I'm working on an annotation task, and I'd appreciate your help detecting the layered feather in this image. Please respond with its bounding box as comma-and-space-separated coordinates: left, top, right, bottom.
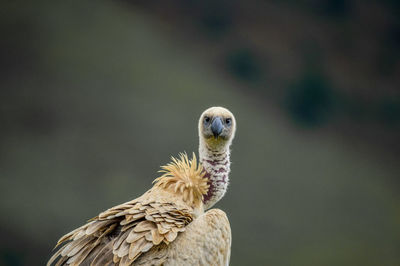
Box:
48, 153, 209, 266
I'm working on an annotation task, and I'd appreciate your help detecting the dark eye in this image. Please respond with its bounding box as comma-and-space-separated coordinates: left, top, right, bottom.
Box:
204, 116, 211, 123
225, 118, 231, 125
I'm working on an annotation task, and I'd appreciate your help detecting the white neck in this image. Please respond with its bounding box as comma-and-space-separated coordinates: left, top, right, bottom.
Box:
199, 138, 231, 209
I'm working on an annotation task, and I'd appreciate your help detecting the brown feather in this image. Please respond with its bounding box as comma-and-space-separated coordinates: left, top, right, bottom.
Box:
113, 230, 129, 250
86, 220, 113, 235
126, 231, 146, 244
54, 255, 68, 266
89, 240, 114, 266
128, 237, 146, 260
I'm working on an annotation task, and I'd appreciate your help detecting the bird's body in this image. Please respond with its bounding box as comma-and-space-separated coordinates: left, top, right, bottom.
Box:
133, 208, 231, 266
48, 107, 236, 266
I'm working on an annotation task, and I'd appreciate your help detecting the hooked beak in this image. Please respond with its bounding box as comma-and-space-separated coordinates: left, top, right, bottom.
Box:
211, 117, 224, 138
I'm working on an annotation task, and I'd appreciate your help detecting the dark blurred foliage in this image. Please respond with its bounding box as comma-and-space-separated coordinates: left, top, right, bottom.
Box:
1, 0, 400, 265
225, 48, 262, 83
285, 71, 335, 127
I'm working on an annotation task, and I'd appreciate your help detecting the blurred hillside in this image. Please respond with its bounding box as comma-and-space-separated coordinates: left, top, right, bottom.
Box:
132, 0, 400, 156
1, 0, 399, 265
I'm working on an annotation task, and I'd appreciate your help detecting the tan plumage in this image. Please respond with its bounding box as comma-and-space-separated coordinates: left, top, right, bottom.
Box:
48, 107, 236, 266
153, 154, 209, 207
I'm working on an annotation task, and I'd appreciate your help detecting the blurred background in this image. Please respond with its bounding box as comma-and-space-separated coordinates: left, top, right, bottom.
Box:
1, 0, 400, 265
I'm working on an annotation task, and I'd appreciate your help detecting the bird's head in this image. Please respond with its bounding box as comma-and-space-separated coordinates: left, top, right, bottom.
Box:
198, 106, 236, 149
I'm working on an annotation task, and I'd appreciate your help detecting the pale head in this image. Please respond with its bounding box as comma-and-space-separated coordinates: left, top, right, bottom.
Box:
198, 107, 236, 150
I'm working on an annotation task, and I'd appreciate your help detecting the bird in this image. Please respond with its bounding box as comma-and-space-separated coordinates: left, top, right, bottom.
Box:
47, 106, 236, 266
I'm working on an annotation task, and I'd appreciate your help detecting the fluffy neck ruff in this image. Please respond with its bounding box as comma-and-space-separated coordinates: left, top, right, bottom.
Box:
199, 138, 231, 209
153, 153, 209, 208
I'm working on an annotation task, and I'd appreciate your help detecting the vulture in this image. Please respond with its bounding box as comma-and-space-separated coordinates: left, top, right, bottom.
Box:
48, 106, 236, 266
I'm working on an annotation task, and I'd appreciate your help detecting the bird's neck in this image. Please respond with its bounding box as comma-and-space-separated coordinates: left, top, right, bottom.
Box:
199, 139, 231, 209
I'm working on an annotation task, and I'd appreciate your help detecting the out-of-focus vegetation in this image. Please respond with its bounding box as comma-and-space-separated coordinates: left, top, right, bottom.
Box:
1, 0, 399, 265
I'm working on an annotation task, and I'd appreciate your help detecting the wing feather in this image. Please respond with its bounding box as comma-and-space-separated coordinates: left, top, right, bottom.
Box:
48, 153, 212, 265
48, 196, 193, 265
90, 241, 114, 266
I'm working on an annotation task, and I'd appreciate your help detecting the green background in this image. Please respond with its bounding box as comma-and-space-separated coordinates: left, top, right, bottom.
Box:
1, 1, 399, 265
